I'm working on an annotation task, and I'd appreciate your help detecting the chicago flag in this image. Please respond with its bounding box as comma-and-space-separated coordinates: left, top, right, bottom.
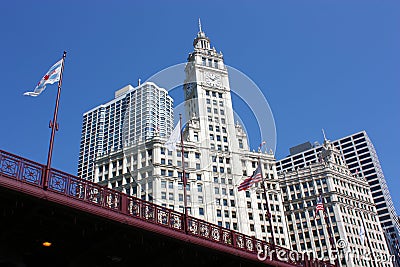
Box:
24, 58, 63, 97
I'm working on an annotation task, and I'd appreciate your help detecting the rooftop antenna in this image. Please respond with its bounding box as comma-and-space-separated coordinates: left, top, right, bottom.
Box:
322, 128, 328, 142
198, 18, 202, 32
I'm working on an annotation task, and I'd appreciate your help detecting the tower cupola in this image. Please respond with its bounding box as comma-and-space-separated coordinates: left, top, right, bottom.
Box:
193, 18, 211, 49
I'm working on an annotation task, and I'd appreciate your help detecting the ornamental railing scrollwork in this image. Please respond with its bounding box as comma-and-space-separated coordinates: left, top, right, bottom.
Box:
0, 151, 43, 187
127, 197, 141, 217
156, 206, 169, 226
169, 212, 183, 230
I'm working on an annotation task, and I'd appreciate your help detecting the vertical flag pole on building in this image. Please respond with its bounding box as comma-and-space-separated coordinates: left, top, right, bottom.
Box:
44, 51, 67, 189
358, 210, 378, 267
179, 114, 188, 232
258, 156, 276, 258
316, 194, 339, 267
164, 115, 186, 231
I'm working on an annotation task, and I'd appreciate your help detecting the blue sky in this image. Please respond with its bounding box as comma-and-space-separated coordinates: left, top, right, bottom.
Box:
0, 1, 399, 212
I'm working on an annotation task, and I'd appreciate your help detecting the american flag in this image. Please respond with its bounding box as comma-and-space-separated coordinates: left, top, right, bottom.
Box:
316, 196, 324, 212
238, 163, 263, 191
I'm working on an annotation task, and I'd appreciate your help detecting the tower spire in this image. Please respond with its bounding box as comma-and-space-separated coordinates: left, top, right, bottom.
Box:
198, 18, 202, 33
193, 18, 210, 49
322, 128, 328, 142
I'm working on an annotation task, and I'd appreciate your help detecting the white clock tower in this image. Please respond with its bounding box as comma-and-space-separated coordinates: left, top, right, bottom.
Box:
180, 21, 289, 247
183, 20, 239, 153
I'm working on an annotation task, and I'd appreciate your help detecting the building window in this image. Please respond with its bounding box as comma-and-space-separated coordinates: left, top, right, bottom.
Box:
199, 207, 204, 215
247, 201, 252, 208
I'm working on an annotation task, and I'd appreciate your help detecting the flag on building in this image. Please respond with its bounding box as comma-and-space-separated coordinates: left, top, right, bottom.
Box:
316, 196, 324, 212
238, 163, 263, 191
24, 58, 63, 97
164, 122, 181, 151
359, 225, 365, 245
259, 140, 266, 150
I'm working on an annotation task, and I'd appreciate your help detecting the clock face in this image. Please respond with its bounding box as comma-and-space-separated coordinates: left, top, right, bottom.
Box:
205, 72, 222, 88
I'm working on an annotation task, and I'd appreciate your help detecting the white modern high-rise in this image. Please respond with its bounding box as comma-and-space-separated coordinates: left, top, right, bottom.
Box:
91, 25, 289, 246
280, 139, 393, 267
78, 82, 174, 181
276, 131, 400, 266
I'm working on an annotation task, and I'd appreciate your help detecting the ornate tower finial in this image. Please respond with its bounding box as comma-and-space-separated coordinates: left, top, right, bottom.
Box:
198, 18, 202, 32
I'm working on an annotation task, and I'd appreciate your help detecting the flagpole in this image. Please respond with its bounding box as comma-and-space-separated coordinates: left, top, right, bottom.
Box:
319, 194, 339, 267
258, 155, 276, 258
44, 51, 66, 189
357, 209, 378, 267
180, 114, 188, 233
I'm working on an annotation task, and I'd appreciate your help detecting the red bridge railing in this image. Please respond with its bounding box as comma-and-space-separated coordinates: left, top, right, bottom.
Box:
0, 149, 334, 267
